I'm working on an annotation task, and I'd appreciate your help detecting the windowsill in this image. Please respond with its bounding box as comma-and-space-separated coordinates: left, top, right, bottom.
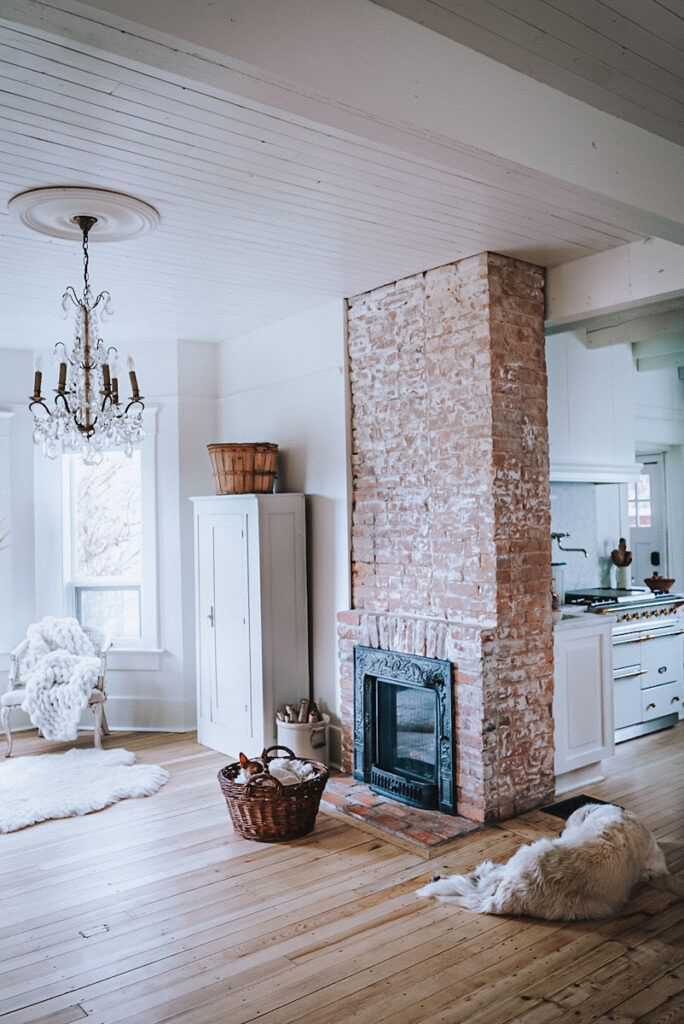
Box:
0, 648, 165, 673
108, 648, 165, 671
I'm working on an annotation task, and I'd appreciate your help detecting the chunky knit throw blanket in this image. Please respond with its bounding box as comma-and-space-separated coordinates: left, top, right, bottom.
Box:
21, 617, 101, 741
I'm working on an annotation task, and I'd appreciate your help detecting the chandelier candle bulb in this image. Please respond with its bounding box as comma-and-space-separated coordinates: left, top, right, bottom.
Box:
33, 365, 42, 400
126, 357, 140, 400
102, 363, 111, 394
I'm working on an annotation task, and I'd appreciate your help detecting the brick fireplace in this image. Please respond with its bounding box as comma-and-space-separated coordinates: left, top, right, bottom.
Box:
337, 251, 555, 824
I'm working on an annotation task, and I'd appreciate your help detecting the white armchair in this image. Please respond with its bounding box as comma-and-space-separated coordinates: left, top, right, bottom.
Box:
1, 624, 111, 757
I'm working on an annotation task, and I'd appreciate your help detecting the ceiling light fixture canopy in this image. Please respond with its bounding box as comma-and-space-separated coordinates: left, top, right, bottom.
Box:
9, 186, 159, 465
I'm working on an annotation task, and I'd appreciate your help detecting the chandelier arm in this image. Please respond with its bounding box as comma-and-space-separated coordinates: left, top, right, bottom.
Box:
123, 397, 145, 415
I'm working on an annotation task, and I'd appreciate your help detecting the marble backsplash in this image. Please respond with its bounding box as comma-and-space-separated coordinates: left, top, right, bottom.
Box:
550, 481, 630, 596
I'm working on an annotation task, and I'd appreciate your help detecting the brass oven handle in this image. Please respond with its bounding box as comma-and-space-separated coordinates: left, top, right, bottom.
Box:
615, 631, 683, 645
613, 668, 648, 680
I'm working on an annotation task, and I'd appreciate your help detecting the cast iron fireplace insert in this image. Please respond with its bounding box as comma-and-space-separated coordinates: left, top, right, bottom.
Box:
353, 646, 455, 814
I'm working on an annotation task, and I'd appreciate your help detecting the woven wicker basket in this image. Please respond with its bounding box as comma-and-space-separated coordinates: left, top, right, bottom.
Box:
207, 442, 278, 495
218, 745, 329, 843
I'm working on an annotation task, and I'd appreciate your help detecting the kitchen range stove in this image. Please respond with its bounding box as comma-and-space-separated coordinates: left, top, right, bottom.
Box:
565, 587, 684, 623
564, 587, 684, 743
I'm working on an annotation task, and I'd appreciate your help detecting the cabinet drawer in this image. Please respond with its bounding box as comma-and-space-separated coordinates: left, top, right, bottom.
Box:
613, 638, 642, 672
641, 681, 683, 721
641, 633, 683, 689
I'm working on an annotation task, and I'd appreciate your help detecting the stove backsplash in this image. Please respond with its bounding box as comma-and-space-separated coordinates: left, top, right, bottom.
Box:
550, 482, 630, 595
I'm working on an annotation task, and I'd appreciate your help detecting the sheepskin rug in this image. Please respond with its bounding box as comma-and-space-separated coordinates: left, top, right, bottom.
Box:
0, 747, 170, 833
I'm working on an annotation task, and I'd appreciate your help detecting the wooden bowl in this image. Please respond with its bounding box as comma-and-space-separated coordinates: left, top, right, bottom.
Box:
644, 575, 675, 593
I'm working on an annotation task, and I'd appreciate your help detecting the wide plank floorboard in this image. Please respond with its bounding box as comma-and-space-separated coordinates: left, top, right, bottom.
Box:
1, 724, 682, 1024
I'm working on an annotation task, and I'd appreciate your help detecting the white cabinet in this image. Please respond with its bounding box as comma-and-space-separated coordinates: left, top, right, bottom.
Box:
546, 331, 641, 482
192, 494, 309, 758
553, 620, 614, 789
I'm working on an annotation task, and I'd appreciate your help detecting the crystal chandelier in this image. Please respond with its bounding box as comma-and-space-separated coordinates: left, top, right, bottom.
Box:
29, 214, 144, 465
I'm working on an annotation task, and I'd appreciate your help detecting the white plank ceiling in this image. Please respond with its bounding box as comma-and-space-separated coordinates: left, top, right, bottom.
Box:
374, 0, 684, 148
0, 0, 681, 349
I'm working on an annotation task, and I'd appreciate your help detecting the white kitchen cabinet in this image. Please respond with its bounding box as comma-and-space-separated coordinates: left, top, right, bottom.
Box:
546, 331, 641, 482
553, 620, 614, 791
192, 494, 309, 758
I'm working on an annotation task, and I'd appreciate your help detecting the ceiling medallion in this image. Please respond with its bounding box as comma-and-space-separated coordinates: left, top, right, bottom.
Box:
8, 186, 160, 241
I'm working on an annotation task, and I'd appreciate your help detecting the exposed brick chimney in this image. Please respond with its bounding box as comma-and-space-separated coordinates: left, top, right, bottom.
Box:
338, 252, 554, 823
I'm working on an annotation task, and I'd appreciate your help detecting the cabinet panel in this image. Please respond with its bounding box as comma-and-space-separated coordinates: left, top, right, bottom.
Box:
554, 625, 613, 775
212, 514, 251, 737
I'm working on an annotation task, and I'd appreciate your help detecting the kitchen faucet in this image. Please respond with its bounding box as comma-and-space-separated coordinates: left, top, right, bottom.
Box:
551, 532, 588, 557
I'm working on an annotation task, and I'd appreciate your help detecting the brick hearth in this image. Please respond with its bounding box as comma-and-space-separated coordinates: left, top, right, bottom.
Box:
338, 252, 555, 824
320, 772, 480, 856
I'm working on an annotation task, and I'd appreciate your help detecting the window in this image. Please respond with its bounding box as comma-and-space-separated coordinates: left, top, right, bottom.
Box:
65, 450, 142, 642
61, 410, 158, 649
627, 474, 651, 528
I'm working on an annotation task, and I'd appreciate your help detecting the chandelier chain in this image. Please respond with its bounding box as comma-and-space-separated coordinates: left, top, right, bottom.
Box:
82, 225, 90, 297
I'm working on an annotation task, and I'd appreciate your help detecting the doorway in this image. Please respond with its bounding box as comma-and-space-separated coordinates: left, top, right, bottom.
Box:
629, 453, 668, 587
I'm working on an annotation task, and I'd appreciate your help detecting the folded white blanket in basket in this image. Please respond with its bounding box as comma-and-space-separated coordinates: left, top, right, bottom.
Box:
236, 757, 318, 786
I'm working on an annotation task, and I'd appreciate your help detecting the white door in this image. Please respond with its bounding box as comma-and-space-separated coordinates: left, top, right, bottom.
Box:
197, 513, 252, 755
629, 454, 667, 589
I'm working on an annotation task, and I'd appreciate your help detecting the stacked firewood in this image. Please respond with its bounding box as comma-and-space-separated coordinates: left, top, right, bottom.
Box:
276, 698, 323, 724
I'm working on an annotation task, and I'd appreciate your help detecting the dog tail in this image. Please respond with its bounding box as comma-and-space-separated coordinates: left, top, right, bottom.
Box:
417, 861, 502, 912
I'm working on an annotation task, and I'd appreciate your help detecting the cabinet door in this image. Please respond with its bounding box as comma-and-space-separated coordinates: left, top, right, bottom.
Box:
554, 628, 614, 774
641, 633, 683, 689
614, 674, 643, 730
197, 513, 252, 753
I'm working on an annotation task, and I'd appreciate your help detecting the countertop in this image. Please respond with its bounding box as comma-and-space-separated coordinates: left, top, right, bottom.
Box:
553, 606, 612, 631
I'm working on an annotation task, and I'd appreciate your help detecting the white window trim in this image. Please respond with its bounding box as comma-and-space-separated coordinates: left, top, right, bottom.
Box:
59, 406, 160, 654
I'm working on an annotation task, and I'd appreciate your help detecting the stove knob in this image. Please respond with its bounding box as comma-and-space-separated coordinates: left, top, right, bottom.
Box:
624, 614, 631, 621
643, 611, 650, 618
634, 613, 640, 619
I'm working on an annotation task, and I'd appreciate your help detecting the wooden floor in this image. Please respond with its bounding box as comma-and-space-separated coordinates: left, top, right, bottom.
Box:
1, 725, 682, 1024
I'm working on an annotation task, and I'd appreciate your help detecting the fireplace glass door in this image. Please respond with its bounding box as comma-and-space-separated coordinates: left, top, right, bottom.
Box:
375, 680, 437, 784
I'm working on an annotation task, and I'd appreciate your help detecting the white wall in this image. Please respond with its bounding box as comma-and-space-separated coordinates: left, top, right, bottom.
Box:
634, 364, 684, 590
0, 337, 221, 737
217, 300, 350, 765
0, 349, 37, 683
177, 339, 220, 723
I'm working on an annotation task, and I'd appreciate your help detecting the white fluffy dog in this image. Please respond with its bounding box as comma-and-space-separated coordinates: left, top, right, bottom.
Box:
417, 803, 668, 921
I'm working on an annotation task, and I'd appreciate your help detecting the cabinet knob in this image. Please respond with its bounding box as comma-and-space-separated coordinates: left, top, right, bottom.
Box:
646, 702, 657, 709
658, 665, 667, 674
672, 696, 681, 704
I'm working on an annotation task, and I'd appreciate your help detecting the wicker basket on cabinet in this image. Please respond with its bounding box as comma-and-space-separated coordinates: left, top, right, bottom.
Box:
207, 442, 277, 494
